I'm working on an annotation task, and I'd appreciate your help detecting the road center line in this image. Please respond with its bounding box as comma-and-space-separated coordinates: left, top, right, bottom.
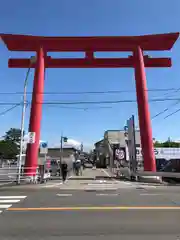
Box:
7, 206, 180, 211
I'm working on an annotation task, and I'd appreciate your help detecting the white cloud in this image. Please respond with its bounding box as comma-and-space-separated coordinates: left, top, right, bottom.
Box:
66, 139, 81, 146
49, 139, 81, 149
63, 139, 81, 149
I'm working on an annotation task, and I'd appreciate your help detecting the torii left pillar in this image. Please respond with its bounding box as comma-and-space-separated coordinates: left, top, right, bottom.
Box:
25, 47, 45, 176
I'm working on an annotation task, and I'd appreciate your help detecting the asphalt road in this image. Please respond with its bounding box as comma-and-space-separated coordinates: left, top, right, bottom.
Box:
0, 187, 180, 239
0, 168, 180, 239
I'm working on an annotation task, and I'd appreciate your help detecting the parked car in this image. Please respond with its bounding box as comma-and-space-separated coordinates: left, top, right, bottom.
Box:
161, 159, 180, 183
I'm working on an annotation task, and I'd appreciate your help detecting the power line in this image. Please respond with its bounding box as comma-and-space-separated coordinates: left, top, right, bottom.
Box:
0, 97, 179, 106
151, 100, 180, 120
151, 87, 180, 120
0, 88, 179, 95
0, 103, 21, 116
164, 108, 180, 119
1, 97, 180, 116
42, 105, 113, 111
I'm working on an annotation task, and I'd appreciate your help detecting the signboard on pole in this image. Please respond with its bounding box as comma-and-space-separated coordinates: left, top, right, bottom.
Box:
40, 141, 48, 154
27, 132, 36, 144
127, 115, 137, 173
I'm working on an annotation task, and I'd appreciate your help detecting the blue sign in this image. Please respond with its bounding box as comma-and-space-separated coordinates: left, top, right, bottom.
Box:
40, 142, 48, 148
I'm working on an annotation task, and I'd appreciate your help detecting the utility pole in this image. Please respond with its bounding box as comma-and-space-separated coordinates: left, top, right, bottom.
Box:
60, 134, 68, 164
80, 143, 83, 152
17, 56, 36, 185
60, 134, 63, 164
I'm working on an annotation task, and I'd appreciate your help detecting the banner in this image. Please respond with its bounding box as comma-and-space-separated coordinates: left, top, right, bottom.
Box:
112, 144, 126, 166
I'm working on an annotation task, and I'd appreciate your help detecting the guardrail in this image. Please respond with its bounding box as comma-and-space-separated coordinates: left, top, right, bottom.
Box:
0, 166, 43, 184
112, 166, 180, 182
136, 171, 180, 179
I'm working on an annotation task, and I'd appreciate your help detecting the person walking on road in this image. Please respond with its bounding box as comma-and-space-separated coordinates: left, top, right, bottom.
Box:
71, 154, 76, 173
75, 159, 82, 176
61, 160, 68, 183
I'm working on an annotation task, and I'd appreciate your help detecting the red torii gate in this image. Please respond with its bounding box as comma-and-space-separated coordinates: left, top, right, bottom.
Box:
0, 32, 179, 175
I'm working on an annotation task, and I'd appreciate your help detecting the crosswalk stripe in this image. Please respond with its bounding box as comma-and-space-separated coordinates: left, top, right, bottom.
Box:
0, 196, 27, 215
0, 200, 20, 203
0, 196, 26, 199
0, 204, 12, 208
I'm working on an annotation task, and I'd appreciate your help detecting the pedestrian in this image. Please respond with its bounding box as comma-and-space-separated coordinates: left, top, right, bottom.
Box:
61, 160, 68, 183
82, 158, 85, 170
75, 159, 82, 176
70, 154, 76, 173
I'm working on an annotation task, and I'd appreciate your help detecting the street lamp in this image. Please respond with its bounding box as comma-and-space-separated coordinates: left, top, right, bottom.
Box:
60, 134, 68, 164
17, 56, 36, 184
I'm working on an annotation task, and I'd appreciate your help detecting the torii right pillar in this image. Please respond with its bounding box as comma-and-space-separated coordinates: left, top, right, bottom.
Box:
134, 46, 156, 172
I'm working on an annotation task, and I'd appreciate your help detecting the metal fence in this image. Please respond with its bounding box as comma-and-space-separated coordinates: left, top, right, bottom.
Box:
0, 157, 74, 184
0, 165, 43, 184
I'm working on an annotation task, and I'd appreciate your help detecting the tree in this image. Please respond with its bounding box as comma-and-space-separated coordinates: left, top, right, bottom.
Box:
0, 128, 23, 159
154, 141, 163, 147
3, 128, 24, 147
154, 139, 180, 148
0, 140, 19, 159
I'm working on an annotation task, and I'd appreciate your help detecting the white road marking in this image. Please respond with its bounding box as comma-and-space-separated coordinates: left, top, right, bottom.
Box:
56, 194, 72, 197
0, 200, 20, 203
0, 196, 27, 199
140, 193, 162, 196
96, 193, 118, 196
120, 182, 133, 185
0, 196, 27, 215
0, 204, 12, 208
85, 188, 118, 191
101, 169, 111, 177
141, 186, 157, 189
99, 180, 107, 183
44, 183, 62, 188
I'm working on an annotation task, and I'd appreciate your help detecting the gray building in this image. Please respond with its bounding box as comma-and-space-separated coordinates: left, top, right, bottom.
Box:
45, 147, 78, 160
94, 140, 106, 167
104, 129, 141, 147
94, 129, 141, 168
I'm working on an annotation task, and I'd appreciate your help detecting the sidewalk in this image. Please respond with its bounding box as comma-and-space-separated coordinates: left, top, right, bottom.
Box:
69, 168, 114, 180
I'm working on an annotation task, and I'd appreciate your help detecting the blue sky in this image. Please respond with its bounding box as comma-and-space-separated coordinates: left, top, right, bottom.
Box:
0, 0, 180, 150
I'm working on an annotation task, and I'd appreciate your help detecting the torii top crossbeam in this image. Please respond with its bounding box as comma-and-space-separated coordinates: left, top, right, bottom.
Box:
0, 32, 179, 69
0, 32, 179, 51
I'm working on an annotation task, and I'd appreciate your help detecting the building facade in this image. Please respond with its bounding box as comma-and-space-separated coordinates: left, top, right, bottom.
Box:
94, 129, 141, 168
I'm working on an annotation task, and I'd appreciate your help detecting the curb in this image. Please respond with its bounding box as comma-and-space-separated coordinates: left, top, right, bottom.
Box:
0, 181, 16, 188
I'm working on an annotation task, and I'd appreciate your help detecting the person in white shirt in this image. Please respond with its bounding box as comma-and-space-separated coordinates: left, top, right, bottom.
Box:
75, 159, 82, 176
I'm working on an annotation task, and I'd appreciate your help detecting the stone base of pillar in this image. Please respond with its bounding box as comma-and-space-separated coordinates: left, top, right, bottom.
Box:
137, 175, 162, 184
